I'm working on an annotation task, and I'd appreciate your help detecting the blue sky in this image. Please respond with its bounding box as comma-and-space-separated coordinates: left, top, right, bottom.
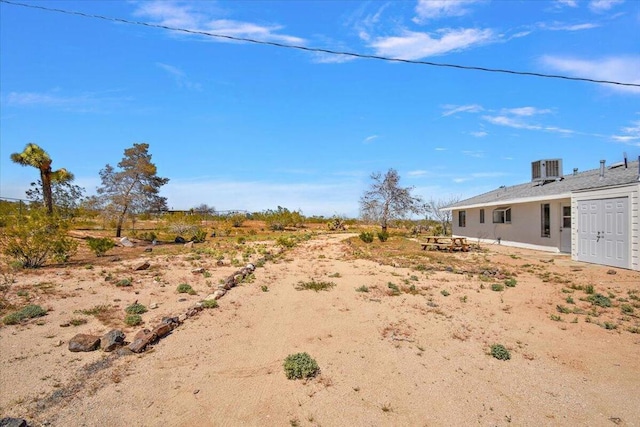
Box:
1, 0, 639, 217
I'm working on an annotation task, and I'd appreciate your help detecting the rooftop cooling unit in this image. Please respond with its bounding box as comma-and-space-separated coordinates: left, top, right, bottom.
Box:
532, 159, 563, 182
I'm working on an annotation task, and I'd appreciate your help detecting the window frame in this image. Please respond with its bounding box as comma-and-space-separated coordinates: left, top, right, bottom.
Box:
458, 210, 466, 228
480, 208, 485, 224
492, 207, 511, 224
541, 203, 551, 238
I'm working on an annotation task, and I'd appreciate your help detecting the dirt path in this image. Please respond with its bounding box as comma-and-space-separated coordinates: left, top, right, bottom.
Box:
1, 233, 639, 426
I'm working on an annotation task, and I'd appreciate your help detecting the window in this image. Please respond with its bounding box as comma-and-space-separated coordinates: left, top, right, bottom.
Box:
480, 209, 485, 224
493, 207, 511, 224
458, 210, 466, 227
541, 203, 551, 237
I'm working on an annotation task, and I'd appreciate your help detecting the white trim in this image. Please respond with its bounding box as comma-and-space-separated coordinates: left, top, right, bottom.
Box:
443, 193, 571, 211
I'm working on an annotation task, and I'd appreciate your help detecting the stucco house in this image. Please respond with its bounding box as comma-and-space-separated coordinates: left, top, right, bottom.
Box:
443, 158, 639, 271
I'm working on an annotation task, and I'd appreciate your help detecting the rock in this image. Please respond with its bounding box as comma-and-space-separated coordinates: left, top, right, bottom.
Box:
149, 302, 159, 309
101, 329, 126, 352
133, 261, 150, 271
129, 329, 157, 353
161, 317, 180, 328
116, 347, 134, 357
216, 260, 224, 266
0, 418, 29, 427
178, 314, 188, 323
68, 334, 101, 352
191, 267, 205, 274
184, 241, 194, 249
212, 289, 226, 300
120, 237, 134, 247
152, 323, 172, 339
54, 340, 64, 347
203, 294, 217, 301
144, 247, 153, 252
185, 306, 203, 318
175, 236, 186, 244
607, 269, 617, 275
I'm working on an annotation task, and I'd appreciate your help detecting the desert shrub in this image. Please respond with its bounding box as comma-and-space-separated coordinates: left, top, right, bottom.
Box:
491, 283, 504, 292
116, 278, 132, 287
0, 210, 77, 268
356, 285, 369, 293
490, 344, 510, 361
387, 282, 400, 296
87, 237, 116, 257
588, 293, 611, 308
190, 229, 207, 243
441, 289, 450, 297
621, 304, 634, 315
377, 231, 389, 242
230, 213, 246, 228
177, 283, 196, 295
125, 303, 148, 315
556, 304, 571, 314
504, 278, 517, 287
3, 304, 47, 325
585, 284, 595, 294
124, 314, 142, 326
201, 299, 218, 309
359, 231, 374, 243
283, 352, 319, 380
295, 280, 335, 292
276, 236, 296, 248
138, 231, 157, 242
261, 285, 269, 292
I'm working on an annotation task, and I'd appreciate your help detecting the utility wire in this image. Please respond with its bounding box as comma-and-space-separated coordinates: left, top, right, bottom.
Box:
2, 0, 639, 89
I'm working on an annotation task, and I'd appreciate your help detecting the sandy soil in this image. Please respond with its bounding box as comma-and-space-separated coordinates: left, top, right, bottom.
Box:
1, 233, 639, 427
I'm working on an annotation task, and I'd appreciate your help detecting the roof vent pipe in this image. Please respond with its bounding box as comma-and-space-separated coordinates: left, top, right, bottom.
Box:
599, 160, 605, 179
573, 168, 578, 176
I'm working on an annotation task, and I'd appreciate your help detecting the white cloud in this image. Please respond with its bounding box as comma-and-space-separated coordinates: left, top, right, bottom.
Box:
503, 107, 551, 116
541, 55, 640, 94
407, 170, 429, 177
556, 0, 578, 7
611, 119, 640, 144
156, 63, 202, 91
413, 0, 481, 23
462, 150, 484, 158
589, 0, 624, 13
541, 22, 600, 31
369, 28, 494, 60
4, 90, 129, 112
441, 104, 484, 117
434, 147, 447, 151
133, 1, 305, 45
470, 131, 488, 137
363, 135, 380, 144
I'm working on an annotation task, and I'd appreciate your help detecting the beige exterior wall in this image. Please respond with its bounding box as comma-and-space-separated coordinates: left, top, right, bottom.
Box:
451, 199, 571, 253
571, 182, 640, 271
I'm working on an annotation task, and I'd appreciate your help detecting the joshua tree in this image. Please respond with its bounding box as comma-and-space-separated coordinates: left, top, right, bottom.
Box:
10, 143, 74, 214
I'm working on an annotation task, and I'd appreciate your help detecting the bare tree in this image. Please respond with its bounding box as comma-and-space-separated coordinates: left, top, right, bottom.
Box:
424, 196, 460, 236
97, 143, 169, 237
359, 168, 423, 233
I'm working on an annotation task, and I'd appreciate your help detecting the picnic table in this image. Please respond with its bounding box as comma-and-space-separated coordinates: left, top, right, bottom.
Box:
421, 236, 469, 252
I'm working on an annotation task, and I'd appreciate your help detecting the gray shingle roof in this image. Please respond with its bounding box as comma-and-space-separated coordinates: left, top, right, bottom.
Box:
447, 160, 640, 209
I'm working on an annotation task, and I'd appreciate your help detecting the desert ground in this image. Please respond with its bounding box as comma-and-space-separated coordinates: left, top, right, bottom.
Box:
1, 229, 639, 427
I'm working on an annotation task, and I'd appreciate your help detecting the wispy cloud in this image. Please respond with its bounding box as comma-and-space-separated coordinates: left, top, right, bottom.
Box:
611, 119, 640, 145
556, 0, 578, 7
363, 135, 380, 144
157, 63, 202, 91
413, 0, 482, 23
470, 131, 488, 137
4, 90, 129, 112
589, 0, 624, 13
407, 170, 429, 177
462, 150, 484, 158
369, 28, 494, 60
540, 21, 600, 31
348, 3, 391, 42
482, 114, 575, 135
503, 107, 552, 116
133, 1, 305, 45
541, 55, 640, 94
441, 104, 484, 117
435, 147, 447, 151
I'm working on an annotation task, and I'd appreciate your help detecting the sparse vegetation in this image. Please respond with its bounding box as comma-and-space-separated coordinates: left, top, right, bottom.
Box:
491, 283, 504, 292
124, 314, 142, 326
359, 231, 374, 243
588, 293, 611, 308
3, 304, 47, 325
125, 303, 148, 315
177, 283, 196, 295
283, 352, 319, 380
356, 285, 369, 293
86, 237, 116, 257
295, 280, 335, 292
201, 299, 218, 309
490, 344, 511, 361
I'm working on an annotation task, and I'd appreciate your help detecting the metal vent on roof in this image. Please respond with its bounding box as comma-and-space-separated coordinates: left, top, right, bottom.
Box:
532, 159, 563, 182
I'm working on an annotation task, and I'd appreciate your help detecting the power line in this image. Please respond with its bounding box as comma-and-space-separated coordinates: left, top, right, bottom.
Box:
2, 0, 639, 89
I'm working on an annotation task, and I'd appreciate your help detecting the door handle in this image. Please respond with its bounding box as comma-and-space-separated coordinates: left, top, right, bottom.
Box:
596, 231, 602, 242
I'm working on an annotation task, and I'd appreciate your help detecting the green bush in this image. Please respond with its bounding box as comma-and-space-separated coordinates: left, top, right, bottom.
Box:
124, 314, 142, 326
3, 304, 47, 325
190, 229, 207, 243
116, 278, 132, 287
295, 280, 335, 292
387, 282, 400, 296
177, 283, 196, 295
283, 352, 320, 380
588, 293, 611, 308
201, 299, 218, 309
87, 237, 116, 257
359, 231, 374, 243
491, 283, 504, 292
0, 210, 77, 268
490, 344, 511, 361
355, 285, 369, 293
276, 236, 296, 248
125, 303, 148, 315
504, 278, 517, 287
377, 231, 389, 242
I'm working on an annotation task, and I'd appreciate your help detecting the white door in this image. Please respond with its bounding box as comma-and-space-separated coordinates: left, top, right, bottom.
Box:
560, 204, 571, 253
577, 197, 628, 268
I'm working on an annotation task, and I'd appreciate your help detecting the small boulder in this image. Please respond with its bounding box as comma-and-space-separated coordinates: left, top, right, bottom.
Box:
184, 241, 194, 249
0, 418, 29, 427
133, 261, 150, 271
101, 329, 126, 352
175, 236, 186, 244
69, 334, 101, 352
607, 269, 617, 275
144, 247, 153, 252
120, 237, 134, 247
191, 267, 205, 274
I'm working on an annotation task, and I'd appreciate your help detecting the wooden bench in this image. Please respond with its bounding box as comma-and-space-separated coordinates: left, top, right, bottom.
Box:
421, 237, 469, 252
